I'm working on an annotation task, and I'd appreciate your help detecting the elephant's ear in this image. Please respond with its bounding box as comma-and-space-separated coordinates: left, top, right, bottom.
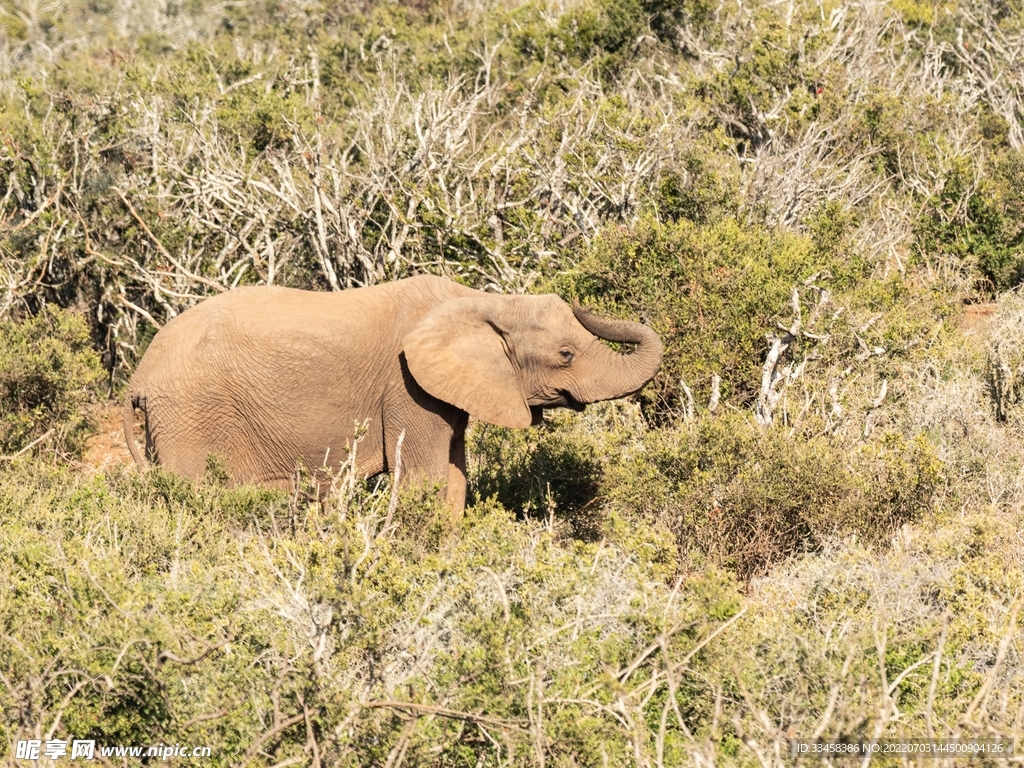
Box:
402, 296, 532, 428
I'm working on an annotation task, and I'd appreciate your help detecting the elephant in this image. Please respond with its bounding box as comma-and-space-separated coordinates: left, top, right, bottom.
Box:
123, 274, 662, 514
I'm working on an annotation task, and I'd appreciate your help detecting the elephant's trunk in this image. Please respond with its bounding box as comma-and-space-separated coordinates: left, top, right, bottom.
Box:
572, 304, 663, 402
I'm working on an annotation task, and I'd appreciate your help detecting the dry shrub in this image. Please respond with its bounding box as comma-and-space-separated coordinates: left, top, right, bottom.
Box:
722, 511, 1024, 765
0, 47, 704, 374
986, 289, 1024, 421
1, 451, 1019, 765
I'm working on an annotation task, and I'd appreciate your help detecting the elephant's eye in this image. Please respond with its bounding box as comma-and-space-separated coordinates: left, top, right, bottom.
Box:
559, 348, 574, 365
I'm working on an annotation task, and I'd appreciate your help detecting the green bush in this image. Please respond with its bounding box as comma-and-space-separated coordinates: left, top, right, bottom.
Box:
468, 405, 640, 540
842, 91, 1024, 295
607, 412, 943, 578
549, 217, 830, 418
654, 146, 740, 226
968, 149, 1024, 293
916, 151, 1024, 295
552, 0, 646, 65
642, 0, 718, 42
470, 419, 600, 519
470, 401, 943, 579
0, 450, 1015, 764
694, 11, 824, 146
985, 289, 1024, 420
0, 460, 740, 764
0, 307, 102, 458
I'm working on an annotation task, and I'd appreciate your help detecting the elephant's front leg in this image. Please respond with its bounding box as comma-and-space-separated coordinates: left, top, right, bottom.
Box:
446, 420, 468, 518
385, 407, 469, 521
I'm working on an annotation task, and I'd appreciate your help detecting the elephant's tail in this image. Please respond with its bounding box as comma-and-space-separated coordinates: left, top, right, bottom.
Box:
123, 386, 147, 471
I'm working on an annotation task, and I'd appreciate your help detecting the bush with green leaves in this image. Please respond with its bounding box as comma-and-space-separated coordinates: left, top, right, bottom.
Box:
0, 307, 102, 457
0, 460, 742, 765
468, 402, 651, 541
916, 149, 1024, 296
469, 404, 944, 578
606, 413, 943, 578
985, 288, 1024, 421
470, 417, 602, 527
0, 450, 1018, 764
549, 217, 857, 417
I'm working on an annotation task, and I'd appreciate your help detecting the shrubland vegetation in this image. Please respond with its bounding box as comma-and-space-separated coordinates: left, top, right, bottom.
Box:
2, 0, 1024, 763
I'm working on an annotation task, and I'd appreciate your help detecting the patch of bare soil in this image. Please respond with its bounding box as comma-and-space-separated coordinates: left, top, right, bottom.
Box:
81, 401, 135, 473
961, 302, 997, 337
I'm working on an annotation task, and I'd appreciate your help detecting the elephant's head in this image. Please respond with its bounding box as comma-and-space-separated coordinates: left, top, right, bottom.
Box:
402, 294, 663, 427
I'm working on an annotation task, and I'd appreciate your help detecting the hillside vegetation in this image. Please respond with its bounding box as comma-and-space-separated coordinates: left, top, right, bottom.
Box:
1, 0, 1024, 764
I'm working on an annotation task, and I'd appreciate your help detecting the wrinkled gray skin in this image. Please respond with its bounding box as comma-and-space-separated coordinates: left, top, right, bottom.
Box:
124, 275, 662, 515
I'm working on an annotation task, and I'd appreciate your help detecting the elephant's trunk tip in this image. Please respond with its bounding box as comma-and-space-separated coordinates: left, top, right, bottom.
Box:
572, 302, 662, 402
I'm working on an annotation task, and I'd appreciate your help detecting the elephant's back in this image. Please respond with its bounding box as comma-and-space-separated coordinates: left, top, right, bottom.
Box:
143, 287, 352, 367
136, 277, 477, 382
152, 277, 468, 350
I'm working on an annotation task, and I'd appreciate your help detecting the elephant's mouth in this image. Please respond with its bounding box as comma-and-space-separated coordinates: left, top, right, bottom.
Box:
548, 390, 586, 412
562, 391, 587, 412
530, 405, 545, 426
529, 391, 587, 421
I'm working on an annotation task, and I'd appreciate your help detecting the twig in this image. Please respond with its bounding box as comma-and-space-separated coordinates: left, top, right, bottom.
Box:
236, 713, 306, 766
118, 191, 226, 294
80, 562, 133, 620
961, 595, 1022, 725
926, 614, 949, 739
364, 700, 528, 732
382, 716, 418, 768
675, 606, 749, 669
481, 567, 511, 623
179, 710, 231, 731
383, 430, 405, 533
0, 428, 54, 461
